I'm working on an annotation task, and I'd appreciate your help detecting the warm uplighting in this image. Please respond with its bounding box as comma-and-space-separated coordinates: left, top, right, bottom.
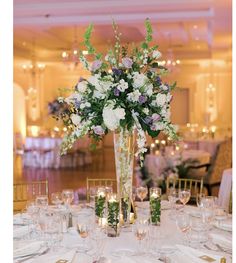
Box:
29, 125, 40, 137
54, 126, 60, 132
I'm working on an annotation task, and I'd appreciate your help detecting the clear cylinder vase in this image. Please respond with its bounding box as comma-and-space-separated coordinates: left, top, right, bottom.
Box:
113, 127, 135, 228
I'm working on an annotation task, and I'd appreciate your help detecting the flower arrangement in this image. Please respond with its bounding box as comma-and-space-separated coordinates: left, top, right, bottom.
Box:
57, 19, 178, 163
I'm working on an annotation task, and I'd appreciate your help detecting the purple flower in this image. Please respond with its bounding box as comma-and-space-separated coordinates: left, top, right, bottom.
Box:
114, 88, 120, 96
144, 116, 152, 125
156, 76, 162, 85
93, 126, 105, 135
139, 95, 147, 104
78, 77, 86, 82
112, 68, 122, 76
91, 60, 102, 72
152, 113, 161, 122
151, 125, 157, 131
122, 57, 133, 68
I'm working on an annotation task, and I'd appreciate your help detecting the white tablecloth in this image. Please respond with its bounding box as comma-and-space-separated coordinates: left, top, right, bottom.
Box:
218, 169, 232, 212
13, 205, 232, 263
184, 139, 224, 157
144, 150, 211, 181
23, 137, 91, 168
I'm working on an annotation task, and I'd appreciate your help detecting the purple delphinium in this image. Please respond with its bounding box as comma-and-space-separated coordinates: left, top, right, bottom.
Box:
139, 95, 147, 104
112, 68, 122, 76
156, 76, 162, 86
144, 116, 152, 125
91, 60, 102, 72
122, 57, 133, 68
152, 113, 161, 122
93, 126, 105, 135
114, 88, 120, 97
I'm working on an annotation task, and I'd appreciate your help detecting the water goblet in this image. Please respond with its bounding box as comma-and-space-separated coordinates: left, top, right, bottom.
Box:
35, 195, 49, 208
196, 193, 206, 208
167, 188, 179, 219
51, 192, 63, 208
136, 186, 148, 202
133, 219, 149, 256
178, 189, 191, 211
76, 221, 90, 252
176, 212, 191, 245
62, 189, 74, 209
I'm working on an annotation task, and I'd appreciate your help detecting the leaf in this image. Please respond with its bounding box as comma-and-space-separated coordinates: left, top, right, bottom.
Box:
145, 18, 153, 43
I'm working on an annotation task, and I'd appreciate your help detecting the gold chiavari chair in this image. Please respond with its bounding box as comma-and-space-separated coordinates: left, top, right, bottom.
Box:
86, 177, 116, 202
13, 179, 49, 213
166, 177, 203, 203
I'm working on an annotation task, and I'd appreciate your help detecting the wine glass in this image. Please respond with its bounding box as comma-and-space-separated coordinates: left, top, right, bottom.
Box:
167, 188, 179, 219
51, 192, 63, 208
62, 189, 74, 209
178, 189, 191, 210
133, 219, 149, 256
76, 221, 90, 252
176, 212, 191, 245
136, 186, 148, 202
196, 193, 206, 208
26, 201, 40, 238
35, 195, 49, 208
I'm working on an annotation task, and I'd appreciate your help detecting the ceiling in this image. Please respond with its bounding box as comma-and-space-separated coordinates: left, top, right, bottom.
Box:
14, 0, 232, 64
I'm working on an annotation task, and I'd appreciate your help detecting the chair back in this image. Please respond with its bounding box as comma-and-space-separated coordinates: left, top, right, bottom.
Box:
166, 177, 203, 201
206, 139, 232, 185
86, 178, 116, 202
218, 169, 232, 213
13, 180, 49, 213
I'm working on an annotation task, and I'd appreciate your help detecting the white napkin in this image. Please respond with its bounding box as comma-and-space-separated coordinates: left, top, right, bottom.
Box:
210, 233, 232, 250
14, 213, 31, 225
175, 245, 222, 263
212, 219, 232, 232
32, 248, 77, 263
14, 240, 45, 259
113, 256, 162, 263
14, 225, 29, 239
161, 200, 171, 210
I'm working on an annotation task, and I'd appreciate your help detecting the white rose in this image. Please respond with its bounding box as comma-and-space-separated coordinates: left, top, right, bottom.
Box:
76, 81, 87, 93
132, 72, 148, 88
71, 114, 81, 126
144, 83, 153, 96
117, 79, 128, 92
152, 50, 162, 59
127, 90, 141, 102
143, 108, 149, 115
155, 93, 167, 107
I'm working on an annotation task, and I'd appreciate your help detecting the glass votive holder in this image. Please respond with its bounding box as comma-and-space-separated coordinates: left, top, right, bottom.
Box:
95, 187, 106, 222
107, 193, 120, 237
149, 187, 162, 226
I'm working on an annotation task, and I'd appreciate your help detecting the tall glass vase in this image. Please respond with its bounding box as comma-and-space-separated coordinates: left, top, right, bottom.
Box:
113, 127, 135, 228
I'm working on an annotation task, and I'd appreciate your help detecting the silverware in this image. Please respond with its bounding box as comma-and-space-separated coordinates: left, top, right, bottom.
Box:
215, 244, 232, 254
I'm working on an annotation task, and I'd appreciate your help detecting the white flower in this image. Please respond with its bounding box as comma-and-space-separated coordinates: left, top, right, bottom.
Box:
102, 101, 125, 131
76, 81, 88, 93
161, 108, 171, 120
166, 93, 172, 102
71, 114, 81, 126
132, 72, 148, 88
144, 83, 153, 96
127, 90, 141, 102
80, 102, 91, 109
152, 122, 165, 131
117, 79, 128, 92
65, 93, 82, 104
87, 74, 100, 86
142, 108, 149, 115
160, 84, 169, 91
155, 93, 167, 107
152, 50, 162, 59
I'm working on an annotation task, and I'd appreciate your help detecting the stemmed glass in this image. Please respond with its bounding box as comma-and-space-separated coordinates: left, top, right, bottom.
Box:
176, 212, 191, 245
167, 188, 179, 219
136, 186, 148, 205
35, 195, 49, 209
90, 227, 107, 262
76, 220, 90, 252
51, 192, 63, 208
26, 201, 40, 238
178, 189, 191, 211
88, 187, 97, 208
133, 219, 149, 256
62, 189, 74, 210
196, 193, 206, 208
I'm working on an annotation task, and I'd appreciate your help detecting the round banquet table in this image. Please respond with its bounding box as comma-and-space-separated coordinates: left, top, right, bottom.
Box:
144, 150, 211, 181
13, 203, 232, 263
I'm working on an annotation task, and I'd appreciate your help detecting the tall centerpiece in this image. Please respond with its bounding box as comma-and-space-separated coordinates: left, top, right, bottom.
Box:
56, 19, 178, 228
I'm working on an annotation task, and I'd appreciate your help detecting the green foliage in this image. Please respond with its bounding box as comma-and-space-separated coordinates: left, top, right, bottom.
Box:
84, 24, 95, 54
95, 195, 106, 218
150, 197, 161, 224
107, 201, 119, 234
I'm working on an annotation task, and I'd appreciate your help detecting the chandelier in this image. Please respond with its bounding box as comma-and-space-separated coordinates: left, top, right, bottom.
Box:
61, 26, 88, 69
159, 32, 180, 71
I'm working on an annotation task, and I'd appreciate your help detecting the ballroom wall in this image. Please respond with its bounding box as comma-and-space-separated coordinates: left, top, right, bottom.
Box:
13, 59, 232, 134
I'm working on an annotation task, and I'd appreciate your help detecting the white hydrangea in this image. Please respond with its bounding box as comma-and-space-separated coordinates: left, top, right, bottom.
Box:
127, 90, 141, 102
155, 93, 167, 107
117, 79, 129, 92
76, 81, 88, 93
70, 114, 81, 126
87, 74, 100, 86
161, 107, 171, 120
132, 72, 148, 88
152, 50, 162, 59
142, 108, 149, 115
102, 101, 126, 131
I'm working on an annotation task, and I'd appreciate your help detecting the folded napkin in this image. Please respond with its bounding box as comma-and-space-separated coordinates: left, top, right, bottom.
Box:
113, 256, 162, 263
14, 240, 46, 259
212, 219, 232, 232
175, 245, 223, 263
14, 225, 29, 239
210, 233, 232, 250
32, 248, 77, 263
